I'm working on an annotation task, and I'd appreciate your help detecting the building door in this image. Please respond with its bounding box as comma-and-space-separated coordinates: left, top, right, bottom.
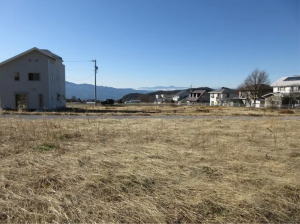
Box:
15, 94, 27, 109
38, 94, 43, 108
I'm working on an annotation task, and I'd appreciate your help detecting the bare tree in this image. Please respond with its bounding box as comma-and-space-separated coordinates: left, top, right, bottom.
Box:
238, 69, 271, 106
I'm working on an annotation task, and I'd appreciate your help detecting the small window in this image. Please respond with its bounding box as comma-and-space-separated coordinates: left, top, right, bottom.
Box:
29, 59, 32, 62
28, 73, 40, 81
227, 93, 230, 97
35, 59, 39, 62
14, 72, 20, 81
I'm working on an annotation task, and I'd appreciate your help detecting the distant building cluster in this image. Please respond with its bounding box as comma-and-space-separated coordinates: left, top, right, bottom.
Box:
154, 78, 300, 108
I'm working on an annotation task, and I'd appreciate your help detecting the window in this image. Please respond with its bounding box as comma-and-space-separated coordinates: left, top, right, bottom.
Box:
14, 72, 19, 81
279, 87, 285, 91
227, 93, 230, 97
28, 73, 40, 81
35, 59, 39, 62
29, 59, 32, 62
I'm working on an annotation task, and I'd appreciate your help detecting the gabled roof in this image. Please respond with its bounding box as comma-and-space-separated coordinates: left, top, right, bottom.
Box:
0, 47, 63, 67
271, 76, 300, 87
186, 90, 207, 101
262, 92, 284, 98
192, 90, 206, 94
174, 89, 190, 96
208, 87, 237, 94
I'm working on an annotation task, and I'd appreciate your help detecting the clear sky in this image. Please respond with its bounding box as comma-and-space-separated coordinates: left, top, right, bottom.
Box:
0, 0, 299, 89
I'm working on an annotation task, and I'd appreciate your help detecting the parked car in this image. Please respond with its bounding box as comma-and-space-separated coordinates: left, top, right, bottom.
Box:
101, 99, 115, 105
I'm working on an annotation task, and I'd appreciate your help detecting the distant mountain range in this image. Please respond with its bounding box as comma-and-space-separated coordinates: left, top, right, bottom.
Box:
138, 86, 189, 91
66, 81, 149, 100
66, 82, 221, 100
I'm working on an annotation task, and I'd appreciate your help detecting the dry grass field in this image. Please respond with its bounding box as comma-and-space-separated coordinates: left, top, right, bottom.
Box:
0, 108, 300, 223
2, 103, 300, 117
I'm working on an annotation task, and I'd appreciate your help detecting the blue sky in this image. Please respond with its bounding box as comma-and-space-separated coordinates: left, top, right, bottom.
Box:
0, 0, 299, 89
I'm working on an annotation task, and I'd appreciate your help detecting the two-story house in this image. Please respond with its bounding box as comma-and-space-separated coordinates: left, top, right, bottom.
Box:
238, 84, 273, 107
263, 76, 300, 108
154, 94, 174, 104
209, 87, 238, 106
186, 90, 210, 104
172, 89, 190, 103
0, 47, 66, 110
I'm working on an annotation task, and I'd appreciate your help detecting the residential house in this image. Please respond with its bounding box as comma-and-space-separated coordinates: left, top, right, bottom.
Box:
186, 90, 210, 104
263, 76, 300, 108
0, 47, 66, 110
172, 89, 190, 103
154, 94, 174, 104
238, 84, 272, 107
209, 87, 238, 106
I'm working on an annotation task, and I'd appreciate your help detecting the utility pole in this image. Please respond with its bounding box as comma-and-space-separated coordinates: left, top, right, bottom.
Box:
92, 60, 98, 106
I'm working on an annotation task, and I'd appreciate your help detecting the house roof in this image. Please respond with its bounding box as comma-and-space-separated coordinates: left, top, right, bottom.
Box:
192, 90, 206, 94
271, 76, 300, 87
208, 87, 237, 94
174, 89, 190, 96
186, 90, 207, 101
262, 92, 285, 98
0, 47, 63, 67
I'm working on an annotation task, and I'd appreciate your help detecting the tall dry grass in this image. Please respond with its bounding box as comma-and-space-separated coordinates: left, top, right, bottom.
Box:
0, 116, 299, 223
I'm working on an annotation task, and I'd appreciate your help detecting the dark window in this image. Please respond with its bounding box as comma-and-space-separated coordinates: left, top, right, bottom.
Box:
35, 59, 39, 62
14, 72, 19, 81
29, 59, 32, 62
28, 73, 40, 81
227, 93, 230, 97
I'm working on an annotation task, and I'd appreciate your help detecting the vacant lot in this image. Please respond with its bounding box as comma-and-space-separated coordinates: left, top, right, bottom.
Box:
2, 103, 300, 117
0, 114, 299, 223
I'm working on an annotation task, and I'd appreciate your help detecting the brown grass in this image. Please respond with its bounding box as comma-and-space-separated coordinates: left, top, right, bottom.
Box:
2, 103, 300, 117
0, 114, 300, 223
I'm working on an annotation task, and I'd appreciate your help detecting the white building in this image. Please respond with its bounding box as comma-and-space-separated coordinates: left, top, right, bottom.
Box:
208, 87, 238, 106
0, 47, 66, 110
263, 76, 300, 108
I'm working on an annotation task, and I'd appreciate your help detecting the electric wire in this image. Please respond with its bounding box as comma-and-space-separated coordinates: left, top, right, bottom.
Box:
66, 74, 95, 81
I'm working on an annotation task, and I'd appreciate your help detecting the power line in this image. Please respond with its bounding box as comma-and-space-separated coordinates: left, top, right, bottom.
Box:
66, 74, 95, 81
66, 70, 94, 71
64, 60, 92, 62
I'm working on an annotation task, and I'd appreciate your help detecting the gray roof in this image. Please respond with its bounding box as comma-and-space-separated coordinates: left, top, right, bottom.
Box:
174, 89, 190, 96
208, 87, 237, 94
0, 47, 63, 66
271, 76, 300, 87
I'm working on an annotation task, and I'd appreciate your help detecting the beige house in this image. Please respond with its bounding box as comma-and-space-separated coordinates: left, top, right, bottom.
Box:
0, 47, 66, 110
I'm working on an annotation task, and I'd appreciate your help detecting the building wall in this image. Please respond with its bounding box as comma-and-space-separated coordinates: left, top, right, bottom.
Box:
0, 51, 49, 109
273, 86, 300, 93
210, 92, 238, 105
48, 59, 66, 109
